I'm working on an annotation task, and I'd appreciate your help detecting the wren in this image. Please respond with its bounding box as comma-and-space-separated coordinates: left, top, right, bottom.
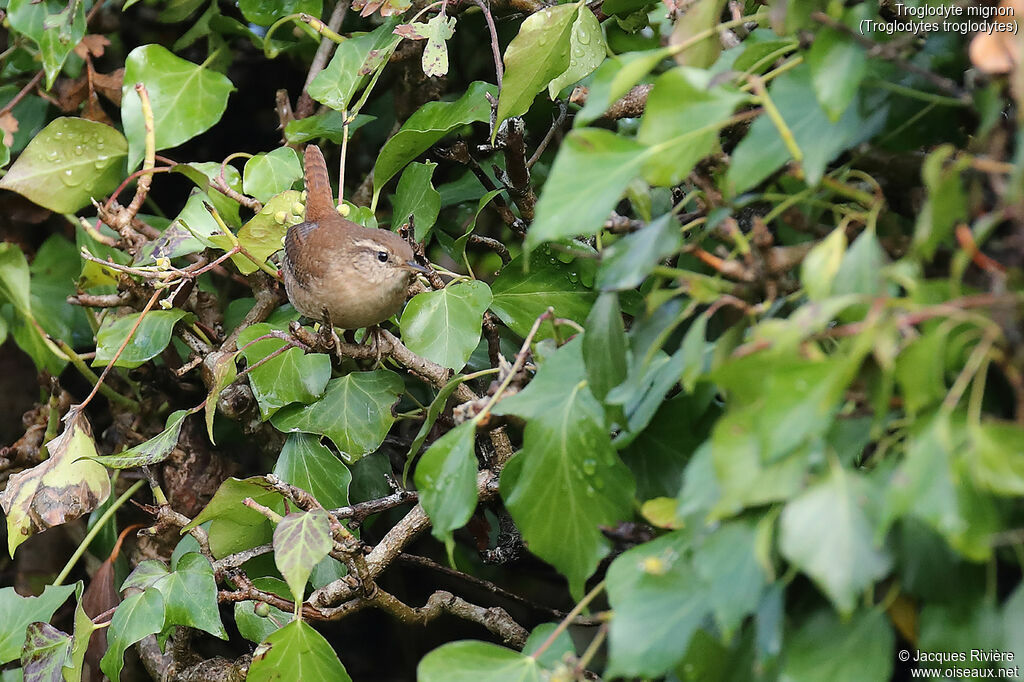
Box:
281, 145, 427, 331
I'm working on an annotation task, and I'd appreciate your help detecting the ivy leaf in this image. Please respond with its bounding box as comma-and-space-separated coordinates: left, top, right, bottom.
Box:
271, 370, 405, 462
582, 292, 628, 418
309, 17, 402, 112
237, 323, 332, 420
575, 48, 670, 127
913, 145, 969, 259
205, 351, 238, 443
21, 621, 72, 682
244, 147, 302, 203
396, 15, 457, 77
183, 477, 283, 558
669, 0, 726, 68
495, 338, 635, 597
121, 44, 235, 171
808, 28, 867, 122
800, 226, 847, 301
0, 410, 111, 557
284, 110, 375, 145
274, 509, 334, 607
606, 531, 708, 677
372, 81, 497, 203
526, 129, 646, 252
597, 213, 682, 291
274, 433, 352, 510
400, 280, 492, 370
0, 584, 76, 664
414, 421, 478, 553
494, 4, 577, 138
391, 161, 441, 240
92, 309, 189, 369
100, 588, 165, 682
547, 6, 606, 98
8, 0, 86, 89
490, 249, 597, 339
249, 620, 352, 682
93, 409, 193, 469
779, 466, 892, 614
170, 161, 243, 230
780, 609, 894, 682
238, 0, 322, 26
418, 641, 542, 682
968, 420, 1024, 497
0, 117, 128, 213
226, 190, 305, 275
152, 553, 227, 639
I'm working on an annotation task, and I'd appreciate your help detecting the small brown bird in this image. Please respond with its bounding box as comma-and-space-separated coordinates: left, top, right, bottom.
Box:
282, 145, 427, 332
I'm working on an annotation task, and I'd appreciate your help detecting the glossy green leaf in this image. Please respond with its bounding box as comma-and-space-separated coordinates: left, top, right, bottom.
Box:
779, 609, 893, 682
0, 243, 32, 316
274, 509, 333, 605
800, 226, 847, 300
271, 369, 404, 462
92, 309, 189, 369
94, 409, 192, 469
779, 466, 892, 614
391, 162, 441, 240
679, 313, 709, 393
122, 45, 235, 170
170, 161, 243, 229
0, 117, 128, 213
239, 0, 321, 25
372, 81, 497, 203
637, 67, 747, 186
913, 145, 969, 259
29, 236, 91, 348
235, 598, 291, 644
575, 48, 671, 127
547, 7, 606, 97
249, 620, 351, 682
0, 584, 76, 664
597, 213, 682, 291
606, 531, 707, 677
404, 373, 474, 482
418, 641, 541, 682
526, 129, 646, 252
8, 0, 86, 89
244, 147, 302, 203
808, 28, 867, 122
121, 560, 170, 592
692, 520, 766, 638
237, 323, 332, 420
100, 588, 165, 682
669, 0, 726, 68
494, 4, 576, 136
20, 621, 71, 682
153, 553, 227, 639
968, 420, 1024, 496
832, 227, 889, 296
274, 433, 351, 510
415, 421, 478, 551
227, 190, 304, 275
583, 292, 628, 408
490, 250, 597, 339
309, 17, 402, 112
183, 477, 283, 558
400, 280, 492, 370
284, 110, 374, 145
495, 338, 635, 597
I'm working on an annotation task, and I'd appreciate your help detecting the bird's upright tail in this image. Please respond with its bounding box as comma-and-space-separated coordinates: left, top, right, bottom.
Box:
303, 144, 335, 222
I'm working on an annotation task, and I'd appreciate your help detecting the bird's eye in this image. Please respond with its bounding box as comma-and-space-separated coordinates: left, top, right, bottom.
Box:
377, 251, 389, 263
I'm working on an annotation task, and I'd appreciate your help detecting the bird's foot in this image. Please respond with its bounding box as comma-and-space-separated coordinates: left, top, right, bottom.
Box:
318, 308, 345, 362
364, 325, 385, 367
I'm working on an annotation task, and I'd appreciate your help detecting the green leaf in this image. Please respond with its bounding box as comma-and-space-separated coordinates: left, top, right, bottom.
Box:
414, 421, 478, 552
489, 249, 596, 339
779, 466, 892, 614
0, 243, 32, 316
418, 641, 541, 682
583, 292, 628, 408
372, 81, 497, 203
274, 433, 352, 510
391, 162, 441, 240
692, 520, 766, 638
29, 235, 91, 348
396, 15, 457, 77
183, 477, 282, 558
669, 0, 726, 68
228, 190, 305, 275
800, 226, 847, 300
606, 531, 708, 677
968, 420, 1024, 497
94, 409, 192, 469
779, 609, 893, 682
494, 4, 577, 136
404, 373, 473, 483
244, 147, 302, 203
400, 280, 492, 370
0, 584, 76, 664
170, 161, 243, 229
20, 621, 71, 682
121, 560, 170, 592
637, 67, 747, 186
526, 129, 646, 252
8, 0, 86, 89
274, 509, 334, 606
726, 64, 884, 193
575, 48, 671, 127
100, 588, 165, 682
0, 117, 128, 213
495, 338, 635, 597
205, 351, 238, 443
249, 620, 351, 681
547, 7, 606, 97
597, 213, 682, 291
631, 394, 715, 501
235, 598, 291, 644
239, 0, 321, 25
832, 228, 889, 296
679, 314, 709, 393
0, 411, 111, 557
152, 553, 227, 639
309, 17, 402, 112
93, 309, 189, 369
121, 44, 235, 171
237, 323, 332, 420
522, 623, 575, 669
284, 110, 374, 145
271, 369, 404, 462
913, 145, 969, 259
808, 28, 867, 122
894, 329, 947, 416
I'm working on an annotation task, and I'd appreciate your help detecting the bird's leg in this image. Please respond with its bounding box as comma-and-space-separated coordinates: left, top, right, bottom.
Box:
363, 325, 385, 367
319, 307, 344, 361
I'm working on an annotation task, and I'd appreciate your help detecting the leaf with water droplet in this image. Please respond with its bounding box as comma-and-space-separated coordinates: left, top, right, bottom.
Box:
548, 6, 606, 98
0, 117, 128, 213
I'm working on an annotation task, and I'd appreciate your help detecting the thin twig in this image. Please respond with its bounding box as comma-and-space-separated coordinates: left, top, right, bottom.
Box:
470, 0, 503, 89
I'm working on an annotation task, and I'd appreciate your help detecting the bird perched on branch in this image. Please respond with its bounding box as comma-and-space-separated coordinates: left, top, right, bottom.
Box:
282, 145, 428, 342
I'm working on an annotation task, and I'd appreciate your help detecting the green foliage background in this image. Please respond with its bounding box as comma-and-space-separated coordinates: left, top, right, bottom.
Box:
0, 0, 1022, 679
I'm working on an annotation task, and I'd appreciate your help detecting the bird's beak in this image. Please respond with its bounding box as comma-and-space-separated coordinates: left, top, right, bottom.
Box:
403, 260, 432, 274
